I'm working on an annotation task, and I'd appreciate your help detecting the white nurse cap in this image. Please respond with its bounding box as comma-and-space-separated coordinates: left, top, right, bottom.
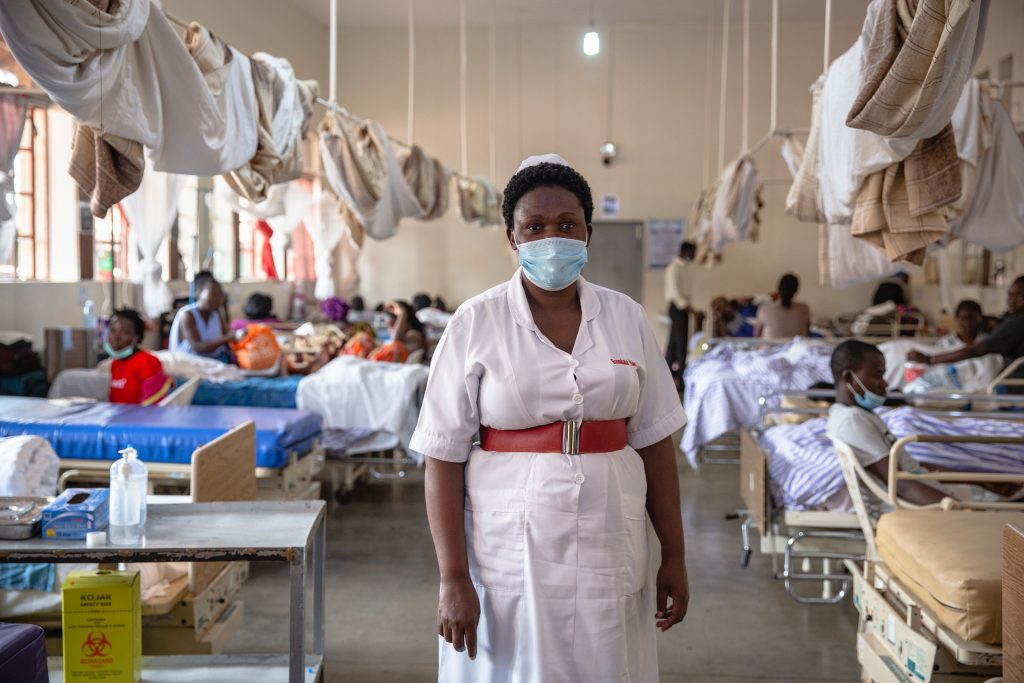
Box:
515, 153, 573, 174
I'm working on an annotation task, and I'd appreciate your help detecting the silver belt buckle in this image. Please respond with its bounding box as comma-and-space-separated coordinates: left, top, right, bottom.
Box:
561, 420, 580, 456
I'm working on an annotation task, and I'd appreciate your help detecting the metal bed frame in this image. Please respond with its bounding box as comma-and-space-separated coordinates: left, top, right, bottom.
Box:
836, 435, 1024, 681
735, 388, 1024, 605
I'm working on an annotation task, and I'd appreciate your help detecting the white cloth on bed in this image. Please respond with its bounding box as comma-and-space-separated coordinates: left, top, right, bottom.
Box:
681, 339, 834, 468
153, 350, 244, 383
878, 338, 1003, 391
296, 356, 429, 463
764, 407, 1024, 511
0, 436, 59, 497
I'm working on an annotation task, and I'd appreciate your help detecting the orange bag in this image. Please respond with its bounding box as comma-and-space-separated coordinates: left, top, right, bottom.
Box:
230, 324, 281, 371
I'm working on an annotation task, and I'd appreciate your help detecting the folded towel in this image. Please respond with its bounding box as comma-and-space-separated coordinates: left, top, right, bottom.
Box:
0, 436, 59, 497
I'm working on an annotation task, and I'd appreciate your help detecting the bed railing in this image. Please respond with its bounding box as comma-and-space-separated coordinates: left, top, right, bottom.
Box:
987, 356, 1024, 395
887, 435, 1024, 512
756, 389, 1024, 431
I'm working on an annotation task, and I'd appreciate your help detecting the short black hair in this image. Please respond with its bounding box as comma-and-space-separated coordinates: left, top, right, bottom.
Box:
872, 281, 905, 306
955, 299, 982, 317
412, 293, 432, 311
194, 270, 216, 288
679, 241, 696, 257
350, 296, 366, 312
1012, 275, 1024, 290
111, 308, 145, 342
831, 340, 882, 383
244, 293, 274, 319
501, 162, 594, 230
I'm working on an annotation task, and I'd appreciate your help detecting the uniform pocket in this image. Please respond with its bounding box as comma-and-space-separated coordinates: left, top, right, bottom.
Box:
622, 493, 650, 596
465, 508, 526, 593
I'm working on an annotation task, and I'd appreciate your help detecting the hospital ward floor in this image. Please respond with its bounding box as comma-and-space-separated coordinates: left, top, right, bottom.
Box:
227, 453, 861, 681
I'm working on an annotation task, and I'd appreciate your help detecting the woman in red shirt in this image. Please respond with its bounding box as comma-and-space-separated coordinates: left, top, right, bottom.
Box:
105, 309, 173, 405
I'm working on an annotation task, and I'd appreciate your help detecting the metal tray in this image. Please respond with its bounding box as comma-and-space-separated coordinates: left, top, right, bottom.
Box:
0, 497, 49, 540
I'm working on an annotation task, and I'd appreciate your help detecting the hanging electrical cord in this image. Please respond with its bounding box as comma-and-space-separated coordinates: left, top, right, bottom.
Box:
459, 0, 468, 176
741, 0, 750, 153
489, 0, 497, 183
329, 0, 338, 104
407, 0, 416, 143
701, 4, 714, 189
716, 0, 730, 173
823, 0, 832, 73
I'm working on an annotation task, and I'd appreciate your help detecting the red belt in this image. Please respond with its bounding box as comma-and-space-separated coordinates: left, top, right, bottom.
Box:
479, 419, 628, 455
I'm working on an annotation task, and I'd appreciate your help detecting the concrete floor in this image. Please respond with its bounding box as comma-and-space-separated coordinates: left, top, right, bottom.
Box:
228, 456, 861, 682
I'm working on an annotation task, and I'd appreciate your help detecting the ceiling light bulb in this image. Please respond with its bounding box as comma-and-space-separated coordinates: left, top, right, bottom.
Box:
583, 30, 600, 56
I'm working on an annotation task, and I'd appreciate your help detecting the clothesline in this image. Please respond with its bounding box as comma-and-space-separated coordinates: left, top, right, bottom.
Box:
162, 8, 498, 193
313, 96, 492, 189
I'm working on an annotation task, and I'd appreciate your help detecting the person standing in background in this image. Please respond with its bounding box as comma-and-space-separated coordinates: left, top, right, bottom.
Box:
664, 241, 696, 382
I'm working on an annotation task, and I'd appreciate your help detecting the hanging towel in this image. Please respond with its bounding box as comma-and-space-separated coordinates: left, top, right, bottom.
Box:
784, 81, 825, 224
399, 145, 449, 220
180, 22, 259, 174
318, 113, 423, 240
847, 0, 989, 139
0, 1, 259, 176
955, 98, 1024, 252
457, 176, 502, 227
67, 124, 144, 219
224, 53, 319, 203
709, 155, 761, 254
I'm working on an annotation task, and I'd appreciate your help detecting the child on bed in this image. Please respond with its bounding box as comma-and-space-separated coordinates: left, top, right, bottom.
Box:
826, 340, 1022, 506
826, 340, 951, 506
105, 309, 174, 405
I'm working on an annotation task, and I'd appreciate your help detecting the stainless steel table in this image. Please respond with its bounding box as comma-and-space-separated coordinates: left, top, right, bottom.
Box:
0, 501, 326, 683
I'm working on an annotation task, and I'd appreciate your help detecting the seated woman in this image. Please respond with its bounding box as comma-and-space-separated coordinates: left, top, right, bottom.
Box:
755, 273, 811, 338
105, 309, 173, 405
168, 279, 235, 363
231, 292, 280, 332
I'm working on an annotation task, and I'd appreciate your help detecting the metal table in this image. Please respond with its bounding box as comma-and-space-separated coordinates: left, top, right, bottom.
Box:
0, 501, 326, 683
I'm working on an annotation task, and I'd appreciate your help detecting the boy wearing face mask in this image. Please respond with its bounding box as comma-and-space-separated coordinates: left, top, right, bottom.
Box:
825, 340, 947, 506
106, 308, 173, 405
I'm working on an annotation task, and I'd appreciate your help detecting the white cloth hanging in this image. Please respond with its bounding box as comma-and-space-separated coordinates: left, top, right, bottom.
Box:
0, 95, 28, 265
318, 114, 424, 240
0, 0, 258, 176
302, 185, 348, 300
956, 98, 1024, 252
119, 160, 186, 317
818, 222, 902, 289
709, 156, 760, 253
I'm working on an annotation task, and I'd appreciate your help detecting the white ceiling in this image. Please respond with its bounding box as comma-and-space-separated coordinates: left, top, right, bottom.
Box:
291, 0, 872, 28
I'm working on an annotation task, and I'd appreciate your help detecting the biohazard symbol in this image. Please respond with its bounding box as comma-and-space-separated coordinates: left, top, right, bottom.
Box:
81, 631, 112, 657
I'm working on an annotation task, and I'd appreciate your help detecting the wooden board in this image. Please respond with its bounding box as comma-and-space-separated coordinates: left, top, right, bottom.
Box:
1005, 523, 1024, 683
739, 429, 768, 536
189, 422, 257, 594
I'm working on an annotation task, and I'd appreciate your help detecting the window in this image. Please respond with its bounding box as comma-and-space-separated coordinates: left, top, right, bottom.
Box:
91, 205, 130, 283
1, 105, 48, 280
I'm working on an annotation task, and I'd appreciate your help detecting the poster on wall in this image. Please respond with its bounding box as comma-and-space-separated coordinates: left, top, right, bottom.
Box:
600, 194, 620, 217
647, 218, 686, 269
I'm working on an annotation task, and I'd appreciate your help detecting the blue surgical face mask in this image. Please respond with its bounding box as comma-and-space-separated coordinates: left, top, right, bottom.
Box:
515, 237, 588, 292
850, 373, 886, 411
103, 341, 135, 361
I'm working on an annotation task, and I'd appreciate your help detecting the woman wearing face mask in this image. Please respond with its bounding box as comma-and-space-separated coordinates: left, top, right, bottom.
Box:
105, 308, 173, 405
413, 155, 689, 681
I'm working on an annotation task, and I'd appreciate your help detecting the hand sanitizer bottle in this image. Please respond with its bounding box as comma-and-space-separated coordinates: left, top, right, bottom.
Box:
109, 446, 148, 545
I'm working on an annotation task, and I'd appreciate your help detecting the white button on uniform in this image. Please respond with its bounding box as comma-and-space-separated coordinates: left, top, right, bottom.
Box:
573, 473, 586, 485
572, 393, 583, 405
570, 359, 579, 369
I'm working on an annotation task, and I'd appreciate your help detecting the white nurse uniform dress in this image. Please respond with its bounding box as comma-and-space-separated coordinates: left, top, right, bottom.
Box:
410, 269, 687, 682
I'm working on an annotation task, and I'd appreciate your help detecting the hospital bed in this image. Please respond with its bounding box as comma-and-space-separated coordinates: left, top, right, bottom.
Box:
738, 390, 1024, 605
0, 397, 324, 500
835, 434, 1024, 682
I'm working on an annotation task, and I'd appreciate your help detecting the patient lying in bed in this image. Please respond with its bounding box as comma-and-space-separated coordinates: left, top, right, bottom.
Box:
826, 340, 1022, 506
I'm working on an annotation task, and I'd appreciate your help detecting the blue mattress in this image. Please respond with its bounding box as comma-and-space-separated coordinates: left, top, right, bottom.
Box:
0, 397, 321, 468
189, 375, 302, 409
